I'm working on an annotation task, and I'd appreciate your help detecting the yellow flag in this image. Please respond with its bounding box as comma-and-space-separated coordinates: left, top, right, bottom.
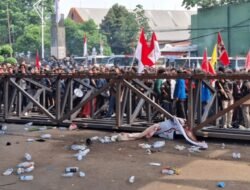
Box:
210, 44, 217, 69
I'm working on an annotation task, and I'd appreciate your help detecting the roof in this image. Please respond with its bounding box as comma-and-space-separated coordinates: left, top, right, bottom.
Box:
68, 8, 196, 42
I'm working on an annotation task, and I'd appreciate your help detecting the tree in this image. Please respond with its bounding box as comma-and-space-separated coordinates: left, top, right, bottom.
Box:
0, 44, 13, 57
65, 18, 111, 56
0, 0, 53, 54
182, 0, 250, 9
100, 4, 139, 54
133, 4, 151, 40
5, 57, 17, 64
15, 24, 51, 56
0, 56, 4, 63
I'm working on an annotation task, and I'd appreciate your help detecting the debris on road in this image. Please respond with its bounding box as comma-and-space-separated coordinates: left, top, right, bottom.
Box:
175, 145, 186, 151
128, 176, 135, 183
149, 162, 161, 166
217, 182, 225, 188
2, 168, 14, 176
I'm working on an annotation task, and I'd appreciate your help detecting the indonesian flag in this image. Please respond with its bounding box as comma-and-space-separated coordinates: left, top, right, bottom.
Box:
148, 32, 161, 65
135, 29, 152, 73
217, 32, 230, 66
36, 50, 41, 70
245, 50, 250, 71
83, 34, 87, 56
201, 48, 215, 75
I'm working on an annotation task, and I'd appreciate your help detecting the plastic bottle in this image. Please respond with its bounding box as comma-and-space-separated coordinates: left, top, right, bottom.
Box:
79, 171, 86, 177
24, 166, 35, 173
129, 176, 135, 183
17, 162, 34, 168
65, 167, 79, 173
24, 153, 32, 161
40, 134, 52, 139
17, 168, 25, 175
20, 175, 34, 181
161, 168, 175, 175
62, 173, 74, 177
3, 168, 14, 176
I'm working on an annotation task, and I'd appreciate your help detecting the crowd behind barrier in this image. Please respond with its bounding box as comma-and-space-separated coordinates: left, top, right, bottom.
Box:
1, 57, 250, 130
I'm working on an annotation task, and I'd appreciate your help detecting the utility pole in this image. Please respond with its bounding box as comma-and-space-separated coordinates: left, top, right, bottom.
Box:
7, 5, 12, 47
33, 0, 45, 59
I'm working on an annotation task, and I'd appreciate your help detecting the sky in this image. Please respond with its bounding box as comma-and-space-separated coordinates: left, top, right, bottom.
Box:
59, 0, 192, 16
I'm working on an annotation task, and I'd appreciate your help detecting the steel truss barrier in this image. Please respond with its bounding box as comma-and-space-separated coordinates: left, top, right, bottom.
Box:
1, 73, 250, 140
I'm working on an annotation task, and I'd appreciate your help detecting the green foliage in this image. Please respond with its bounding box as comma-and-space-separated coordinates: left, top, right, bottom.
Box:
133, 4, 151, 40
0, 44, 13, 56
182, 0, 250, 9
0, 56, 4, 63
14, 24, 51, 56
100, 4, 140, 54
0, 0, 53, 54
5, 57, 17, 64
65, 18, 111, 56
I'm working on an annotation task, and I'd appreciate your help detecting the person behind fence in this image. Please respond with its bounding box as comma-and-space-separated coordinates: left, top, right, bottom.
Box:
174, 70, 187, 119
215, 69, 234, 128
241, 78, 250, 129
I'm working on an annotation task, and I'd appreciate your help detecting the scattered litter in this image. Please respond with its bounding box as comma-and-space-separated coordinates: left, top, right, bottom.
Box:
149, 162, 161, 166
146, 149, 152, 155
20, 175, 34, 181
111, 135, 118, 142
69, 123, 78, 131
65, 167, 79, 173
217, 182, 225, 188
90, 136, 99, 141
86, 138, 92, 146
161, 167, 181, 175
71, 144, 87, 151
99, 136, 112, 143
232, 152, 241, 159
24, 153, 32, 161
6, 142, 11, 146
74, 149, 90, 161
152, 141, 165, 149
188, 146, 201, 153
62, 173, 74, 177
36, 138, 46, 142
17, 162, 35, 168
128, 176, 135, 183
221, 143, 225, 149
0, 125, 7, 131
24, 166, 34, 173
0, 130, 5, 135
138, 143, 151, 149
27, 138, 35, 142
40, 134, 52, 139
25, 122, 33, 127
17, 168, 25, 175
2, 168, 14, 176
79, 171, 86, 177
175, 145, 186, 151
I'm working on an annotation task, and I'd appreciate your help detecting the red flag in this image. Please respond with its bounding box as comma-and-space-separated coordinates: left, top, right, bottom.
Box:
135, 29, 152, 72
148, 32, 161, 65
36, 50, 40, 70
83, 34, 87, 56
201, 49, 215, 75
217, 32, 230, 66
245, 51, 250, 71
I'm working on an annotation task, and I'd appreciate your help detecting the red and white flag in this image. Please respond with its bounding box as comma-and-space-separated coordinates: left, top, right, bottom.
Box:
217, 32, 230, 66
245, 50, 250, 71
201, 48, 215, 75
135, 29, 152, 73
83, 34, 88, 56
36, 50, 41, 70
148, 32, 161, 65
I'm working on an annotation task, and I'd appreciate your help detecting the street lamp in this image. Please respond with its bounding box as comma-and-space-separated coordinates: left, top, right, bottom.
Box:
33, 0, 45, 59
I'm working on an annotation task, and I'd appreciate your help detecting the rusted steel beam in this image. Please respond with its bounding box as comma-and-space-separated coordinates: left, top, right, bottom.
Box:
9, 78, 56, 121
194, 93, 250, 132
58, 81, 115, 122
1, 73, 250, 80
123, 79, 174, 119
